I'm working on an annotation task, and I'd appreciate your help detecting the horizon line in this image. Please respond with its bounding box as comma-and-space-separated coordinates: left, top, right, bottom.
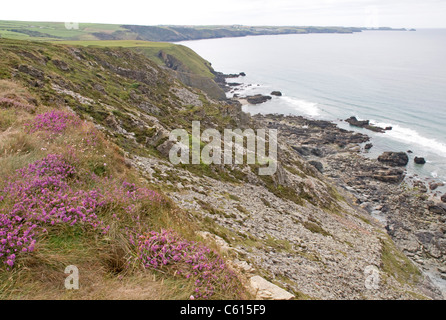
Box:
2, 19, 445, 30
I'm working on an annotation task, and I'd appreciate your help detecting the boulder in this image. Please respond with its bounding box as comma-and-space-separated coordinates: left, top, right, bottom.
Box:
414, 157, 426, 165
196, 231, 231, 253
372, 168, 405, 183
441, 194, 446, 203
139, 102, 162, 116
429, 182, 444, 191
270, 91, 282, 96
311, 148, 324, 157
415, 231, 435, 245
249, 276, 295, 300
428, 203, 446, 215
377, 152, 409, 167
292, 146, 323, 157
365, 143, 373, 150
156, 140, 175, 158
309, 161, 324, 173
345, 116, 386, 133
52, 59, 70, 72
345, 116, 369, 127
246, 94, 272, 105
18, 64, 45, 80
292, 146, 311, 156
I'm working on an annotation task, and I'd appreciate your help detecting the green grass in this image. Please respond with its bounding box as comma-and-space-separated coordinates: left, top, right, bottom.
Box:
302, 220, 331, 237
380, 236, 421, 286
0, 20, 125, 41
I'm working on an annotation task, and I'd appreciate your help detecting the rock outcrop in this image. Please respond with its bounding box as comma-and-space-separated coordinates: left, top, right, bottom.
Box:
414, 157, 426, 165
378, 152, 409, 167
345, 116, 391, 133
249, 276, 295, 300
246, 94, 272, 105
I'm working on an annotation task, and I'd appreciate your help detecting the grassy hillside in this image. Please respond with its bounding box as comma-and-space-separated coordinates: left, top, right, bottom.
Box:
0, 38, 251, 299
51, 39, 226, 100
0, 99, 245, 299
55, 40, 215, 79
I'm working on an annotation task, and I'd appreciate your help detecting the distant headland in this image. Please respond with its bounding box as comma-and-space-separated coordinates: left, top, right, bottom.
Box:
0, 20, 414, 42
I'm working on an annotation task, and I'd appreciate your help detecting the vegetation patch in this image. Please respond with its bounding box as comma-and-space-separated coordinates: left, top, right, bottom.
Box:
302, 219, 331, 237
380, 236, 421, 286
0, 100, 246, 299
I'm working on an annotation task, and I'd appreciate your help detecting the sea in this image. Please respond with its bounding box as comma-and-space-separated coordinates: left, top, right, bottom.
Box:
178, 29, 446, 190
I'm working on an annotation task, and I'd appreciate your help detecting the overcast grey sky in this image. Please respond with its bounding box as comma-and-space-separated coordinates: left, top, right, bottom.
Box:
1, 0, 445, 28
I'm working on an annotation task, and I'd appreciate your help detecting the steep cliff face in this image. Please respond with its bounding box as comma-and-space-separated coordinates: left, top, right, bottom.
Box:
157, 49, 226, 100
0, 38, 441, 299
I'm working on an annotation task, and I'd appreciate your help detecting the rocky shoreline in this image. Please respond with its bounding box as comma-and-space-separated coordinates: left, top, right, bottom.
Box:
177, 70, 446, 298
253, 113, 446, 296
214, 73, 446, 296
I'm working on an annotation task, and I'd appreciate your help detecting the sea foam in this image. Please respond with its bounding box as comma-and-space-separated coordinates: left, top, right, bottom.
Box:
371, 120, 446, 157
281, 96, 320, 117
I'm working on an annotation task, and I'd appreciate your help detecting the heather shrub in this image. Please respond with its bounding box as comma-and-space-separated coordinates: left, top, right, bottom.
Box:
26, 110, 81, 135
0, 106, 244, 299
136, 229, 242, 299
0, 154, 107, 269
0, 152, 168, 269
0, 97, 35, 113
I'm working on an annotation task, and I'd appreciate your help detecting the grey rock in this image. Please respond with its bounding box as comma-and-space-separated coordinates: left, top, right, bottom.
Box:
249, 276, 294, 300
414, 157, 426, 165
309, 161, 324, 173
18, 64, 45, 80
372, 168, 405, 183
377, 152, 409, 167
428, 203, 446, 215
246, 94, 272, 105
156, 140, 175, 158
52, 59, 70, 71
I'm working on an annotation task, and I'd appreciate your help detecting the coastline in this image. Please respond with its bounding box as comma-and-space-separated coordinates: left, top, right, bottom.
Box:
252, 113, 446, 296
226, 81, 446, 194
216, 75, 446, 296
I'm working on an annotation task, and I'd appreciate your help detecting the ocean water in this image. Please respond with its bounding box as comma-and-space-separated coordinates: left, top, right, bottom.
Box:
178, 30, 446, 186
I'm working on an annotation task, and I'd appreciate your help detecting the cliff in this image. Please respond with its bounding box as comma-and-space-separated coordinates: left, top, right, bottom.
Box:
54, 40, 227, 100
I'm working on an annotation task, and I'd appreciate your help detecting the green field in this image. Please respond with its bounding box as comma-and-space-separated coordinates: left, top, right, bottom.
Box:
0, 20, 125, 41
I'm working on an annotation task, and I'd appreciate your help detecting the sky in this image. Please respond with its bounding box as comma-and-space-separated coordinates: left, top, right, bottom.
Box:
1, 0, 445, 28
